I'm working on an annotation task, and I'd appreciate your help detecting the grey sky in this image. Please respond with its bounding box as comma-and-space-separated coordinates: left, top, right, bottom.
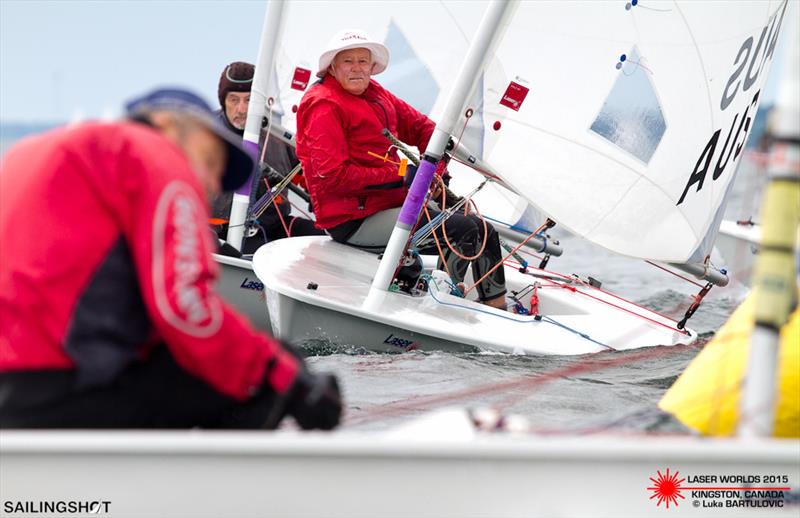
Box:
1, 0, 267, 123
0, 0, 789, 124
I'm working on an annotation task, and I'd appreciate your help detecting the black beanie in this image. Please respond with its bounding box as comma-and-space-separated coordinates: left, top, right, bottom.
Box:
218, 61, 255, 108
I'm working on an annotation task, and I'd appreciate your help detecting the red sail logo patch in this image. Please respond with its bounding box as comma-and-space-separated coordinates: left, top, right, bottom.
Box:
291, 67, 312, 91
499, 81, 529, 111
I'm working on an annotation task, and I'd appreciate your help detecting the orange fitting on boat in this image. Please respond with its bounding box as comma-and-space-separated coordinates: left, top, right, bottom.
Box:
398, 157, 408, 177
367, 151, 402, 166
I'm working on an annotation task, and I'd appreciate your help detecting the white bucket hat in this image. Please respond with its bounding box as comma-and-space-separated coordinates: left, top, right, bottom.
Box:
317, 29, 390, 78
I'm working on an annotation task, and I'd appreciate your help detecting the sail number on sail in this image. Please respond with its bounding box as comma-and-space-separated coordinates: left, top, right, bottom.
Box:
677, 0, 788, 206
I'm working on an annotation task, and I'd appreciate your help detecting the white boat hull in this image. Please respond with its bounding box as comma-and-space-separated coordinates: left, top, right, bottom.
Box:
716, 220, 762, 285
2, 410, 797, 518
213, 254, 272, 334
253, 237, 696, 354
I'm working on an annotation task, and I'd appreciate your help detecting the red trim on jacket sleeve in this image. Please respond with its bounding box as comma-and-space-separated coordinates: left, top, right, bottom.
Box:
122, 132, 299, 400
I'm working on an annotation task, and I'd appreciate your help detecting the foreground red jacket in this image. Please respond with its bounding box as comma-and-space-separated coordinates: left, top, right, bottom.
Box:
296, 76, 435, 229
0, 122, 298, 399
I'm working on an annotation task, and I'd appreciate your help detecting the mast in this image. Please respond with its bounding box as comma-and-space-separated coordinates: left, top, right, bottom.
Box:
368, 0, 518, 297
738, 8, 799, 438
226, 0, 287, 251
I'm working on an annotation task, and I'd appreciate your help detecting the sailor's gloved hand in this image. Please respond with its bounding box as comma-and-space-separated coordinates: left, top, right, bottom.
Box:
285, 368, 342, 430
404, 164, 418, 189
430, 177, 444, 200
276, 341, 342, 430
261, 164, 285, 186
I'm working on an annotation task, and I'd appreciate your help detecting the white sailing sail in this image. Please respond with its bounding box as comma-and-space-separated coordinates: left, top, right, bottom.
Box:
262, 1, 485, 133
246, 0, 791, 357
463, 0, 790, 263
257, 0, 542, 234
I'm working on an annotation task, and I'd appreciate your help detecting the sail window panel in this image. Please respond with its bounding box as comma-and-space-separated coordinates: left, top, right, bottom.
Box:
478, 1, 778, 262
590, 48, 666, 165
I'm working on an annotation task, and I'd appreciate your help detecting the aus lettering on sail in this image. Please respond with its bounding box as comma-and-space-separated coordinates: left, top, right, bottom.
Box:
677, 0, 788, 206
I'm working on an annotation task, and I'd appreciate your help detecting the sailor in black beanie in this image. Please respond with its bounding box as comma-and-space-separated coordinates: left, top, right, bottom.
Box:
218, 61, 255, 132
211, 61, 324, 254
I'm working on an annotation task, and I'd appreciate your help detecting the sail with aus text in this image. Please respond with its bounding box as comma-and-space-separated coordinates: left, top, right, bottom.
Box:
472, 0, 787, 263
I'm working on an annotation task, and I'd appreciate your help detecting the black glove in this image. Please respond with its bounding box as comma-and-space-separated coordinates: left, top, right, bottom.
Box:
285, 369, 342, 430
261, 164, 285, 187
280, 341, 342, 430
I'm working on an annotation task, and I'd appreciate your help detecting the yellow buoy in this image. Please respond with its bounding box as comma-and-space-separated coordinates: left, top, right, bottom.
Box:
659, 289, 799, 437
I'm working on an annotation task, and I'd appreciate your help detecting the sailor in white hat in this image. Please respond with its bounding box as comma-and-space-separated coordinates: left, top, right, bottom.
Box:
296, 29, 509, 311
316, 29, 390, 94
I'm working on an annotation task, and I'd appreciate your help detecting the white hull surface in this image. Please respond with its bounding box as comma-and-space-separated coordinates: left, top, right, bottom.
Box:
2, 409, 798, 518
213, 254, 271, 334
253, 237, 695, 354
716, 220, 762, 285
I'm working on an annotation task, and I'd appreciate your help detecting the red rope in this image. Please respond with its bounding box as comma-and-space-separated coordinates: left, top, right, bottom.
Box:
463, 221, 549, 297
438, 179, 489, 262
539, 277, 689, 335
645, 261, 704, 288
423, 204, 456, 281
288, 199, 313, 220
262, 177, 291, 238
344, 343, 693, 426
504, 259, 688, 332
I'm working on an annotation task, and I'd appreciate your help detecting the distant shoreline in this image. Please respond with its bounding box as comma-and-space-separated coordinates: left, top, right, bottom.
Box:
0, 103, 774, 156
1, 122, 63, 139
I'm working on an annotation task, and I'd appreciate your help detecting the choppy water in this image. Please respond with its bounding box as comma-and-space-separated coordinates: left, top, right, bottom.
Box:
1, 126, 765, 434
303, 157, 766, 433
304, 223, 752, 433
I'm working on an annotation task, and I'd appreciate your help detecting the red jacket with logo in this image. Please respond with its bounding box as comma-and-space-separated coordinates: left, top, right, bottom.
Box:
0, 122, 298, 399
295, 76, 435, 229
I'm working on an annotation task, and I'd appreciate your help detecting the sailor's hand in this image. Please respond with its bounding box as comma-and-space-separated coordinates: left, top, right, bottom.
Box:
430, 179, 443, 200
285, 369, 342, 430
261, 164, 285, 186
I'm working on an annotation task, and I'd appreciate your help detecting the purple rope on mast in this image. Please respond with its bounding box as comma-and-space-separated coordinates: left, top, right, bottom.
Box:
235, 139, 260, 196
398, 159, 437, 227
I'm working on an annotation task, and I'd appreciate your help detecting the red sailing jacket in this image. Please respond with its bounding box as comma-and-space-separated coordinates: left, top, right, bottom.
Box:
0, 122, 298, 400
295, 76, 435, 229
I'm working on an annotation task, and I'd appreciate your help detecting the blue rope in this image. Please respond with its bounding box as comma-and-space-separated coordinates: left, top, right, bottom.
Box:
421, 273, 463, 298
427, 284, 534, 323
248, 185, 282, 220
538, 316, 615, 350
482, 215, 536, 235
482, 215, 549, 238
411, 211, 448, 245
